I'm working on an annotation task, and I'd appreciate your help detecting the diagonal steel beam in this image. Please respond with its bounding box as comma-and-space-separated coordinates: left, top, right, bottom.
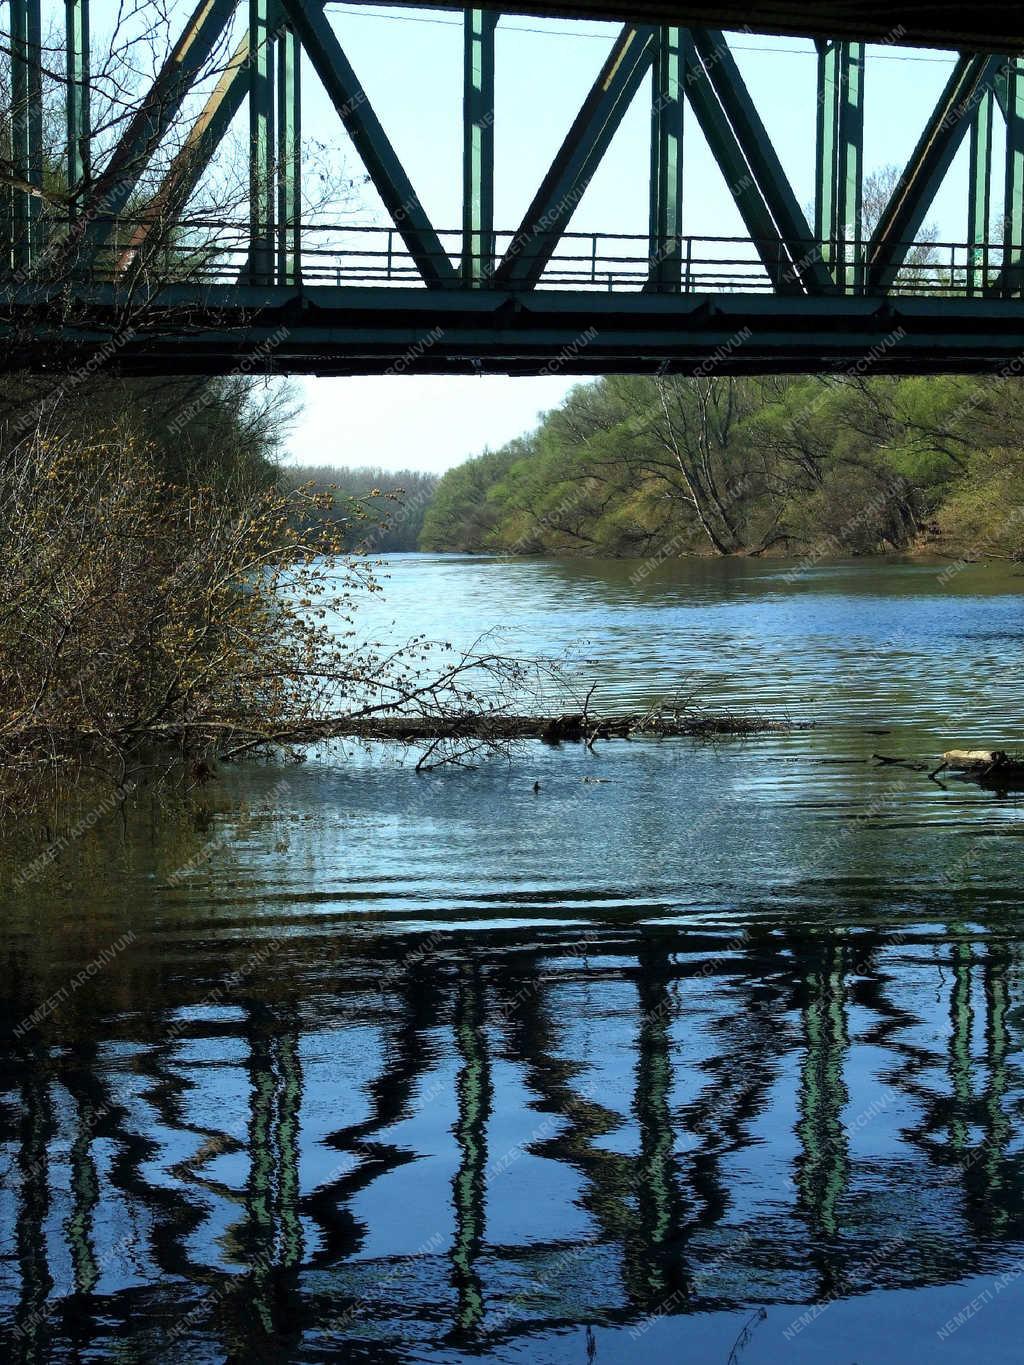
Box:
865, 53, 1004, 294
280, 0, 456, 287
71, 0, 239, 270
114, 34, 252, 274
678, 31, 804, 295
492, 24, 656, 290
687, 28, 833, 295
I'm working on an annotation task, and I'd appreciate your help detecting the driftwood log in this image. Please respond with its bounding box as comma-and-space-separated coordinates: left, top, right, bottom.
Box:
330, 709, 794, 744
932, 749, 1024, 781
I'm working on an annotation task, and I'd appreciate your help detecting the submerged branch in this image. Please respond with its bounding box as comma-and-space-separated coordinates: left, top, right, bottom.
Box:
304, 705, 798, 746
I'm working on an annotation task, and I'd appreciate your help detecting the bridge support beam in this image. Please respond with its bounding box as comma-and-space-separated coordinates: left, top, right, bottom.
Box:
815, 39, 863, 291
648, 27, 685, 291
679, 29, 829, 295
1004, 59, 1024, 296
280, 0, 455, 286
462, 10, 497, 285
11, 0, 43, 270
65, 0, 91, 212
493, 24, 656, 289
277, 22, 302, 285
75, 0, 238, 270
866, 53, 1003, 294
249, 0, 276, 285
116, 36, 252, 275
968, 88, 993, 295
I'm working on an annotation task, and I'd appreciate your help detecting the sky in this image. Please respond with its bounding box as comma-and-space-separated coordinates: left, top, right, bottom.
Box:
94, 2, 993, 475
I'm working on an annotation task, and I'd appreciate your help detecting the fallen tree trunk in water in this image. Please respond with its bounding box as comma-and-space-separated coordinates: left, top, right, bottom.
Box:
328, 709, 796, 744
939, 748, 1024, 775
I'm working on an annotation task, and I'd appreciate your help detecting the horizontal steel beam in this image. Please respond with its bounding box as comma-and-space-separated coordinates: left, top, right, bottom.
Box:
7, 283, 1024, 376
379, 1, 1024, 56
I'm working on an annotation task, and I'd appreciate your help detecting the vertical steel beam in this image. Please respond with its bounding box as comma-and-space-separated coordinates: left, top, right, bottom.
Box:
836, 42, 864, 291
249, 0, 276, 285
815, 40, 840, 270
65, 0, 91, 208
11, 0, 43, 269
277, 23, 302, 285
1004, 59, 1024, 296
968, 88, 993, 295
814, 41, 864, 288
648, 26, 684, 291
462, 9, 496, 286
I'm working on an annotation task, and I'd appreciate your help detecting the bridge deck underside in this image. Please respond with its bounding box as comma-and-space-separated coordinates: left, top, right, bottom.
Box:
9, 286, 1024, 377
420, 1, 1024, 54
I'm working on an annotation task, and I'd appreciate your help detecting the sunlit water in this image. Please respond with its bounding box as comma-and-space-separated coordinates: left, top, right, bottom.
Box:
2, 554, 1024, 1363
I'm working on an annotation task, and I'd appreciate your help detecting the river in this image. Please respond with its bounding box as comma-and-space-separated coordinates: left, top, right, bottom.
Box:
2, 553, 1024, 1363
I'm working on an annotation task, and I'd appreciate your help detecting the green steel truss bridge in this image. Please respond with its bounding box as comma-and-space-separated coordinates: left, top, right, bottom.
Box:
7, 1, 1024, 375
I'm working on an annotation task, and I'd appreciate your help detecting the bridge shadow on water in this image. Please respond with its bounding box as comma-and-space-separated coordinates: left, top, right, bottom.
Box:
2, 902, 1024, 1362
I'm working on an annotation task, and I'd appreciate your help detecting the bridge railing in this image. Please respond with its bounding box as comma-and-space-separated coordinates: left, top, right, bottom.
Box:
4, 220, 1021, 299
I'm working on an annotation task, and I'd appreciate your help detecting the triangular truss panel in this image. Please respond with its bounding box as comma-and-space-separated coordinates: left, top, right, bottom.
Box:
3, 2, 1024, 307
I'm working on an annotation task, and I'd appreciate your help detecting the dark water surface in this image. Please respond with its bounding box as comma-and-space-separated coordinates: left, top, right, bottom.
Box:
3, 554, 1024, 1363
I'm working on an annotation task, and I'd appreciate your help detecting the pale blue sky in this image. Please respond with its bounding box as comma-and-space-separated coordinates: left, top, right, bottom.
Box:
87, 2, 990, 473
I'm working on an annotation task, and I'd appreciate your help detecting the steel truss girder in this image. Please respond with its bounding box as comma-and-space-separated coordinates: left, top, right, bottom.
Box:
279, 0, 456, 287
74, 0, 239, 268
866, 53, 1005, 293
65, 0, 91, 205
9, 285, 1024, 377
492, 24, 657, 289
463, 10, 497, 285
7, 3, 1024, 326
815, 39, 863, 291
648, 26, 684, 290
11, 0, 43, 269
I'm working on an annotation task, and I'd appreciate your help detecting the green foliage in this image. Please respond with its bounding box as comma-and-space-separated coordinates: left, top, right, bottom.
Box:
419, 442, 527, 551
422, 374, 1024, 561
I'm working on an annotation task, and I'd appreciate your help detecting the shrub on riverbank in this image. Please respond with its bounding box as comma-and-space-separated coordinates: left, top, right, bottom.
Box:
0, 433, 541, 821
0, 434, 339, 813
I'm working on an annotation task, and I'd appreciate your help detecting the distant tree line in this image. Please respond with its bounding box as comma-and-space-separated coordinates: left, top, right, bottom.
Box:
419, 374, 1024, 564
280, 465, 439, 552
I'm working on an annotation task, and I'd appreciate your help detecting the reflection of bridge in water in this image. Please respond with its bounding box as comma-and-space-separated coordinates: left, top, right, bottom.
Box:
3, 920, 1024, 1358
7, 2, 1024, 373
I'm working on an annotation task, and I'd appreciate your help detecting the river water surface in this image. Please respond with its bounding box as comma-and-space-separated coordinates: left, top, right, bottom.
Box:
2, 554, 1024, 1363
